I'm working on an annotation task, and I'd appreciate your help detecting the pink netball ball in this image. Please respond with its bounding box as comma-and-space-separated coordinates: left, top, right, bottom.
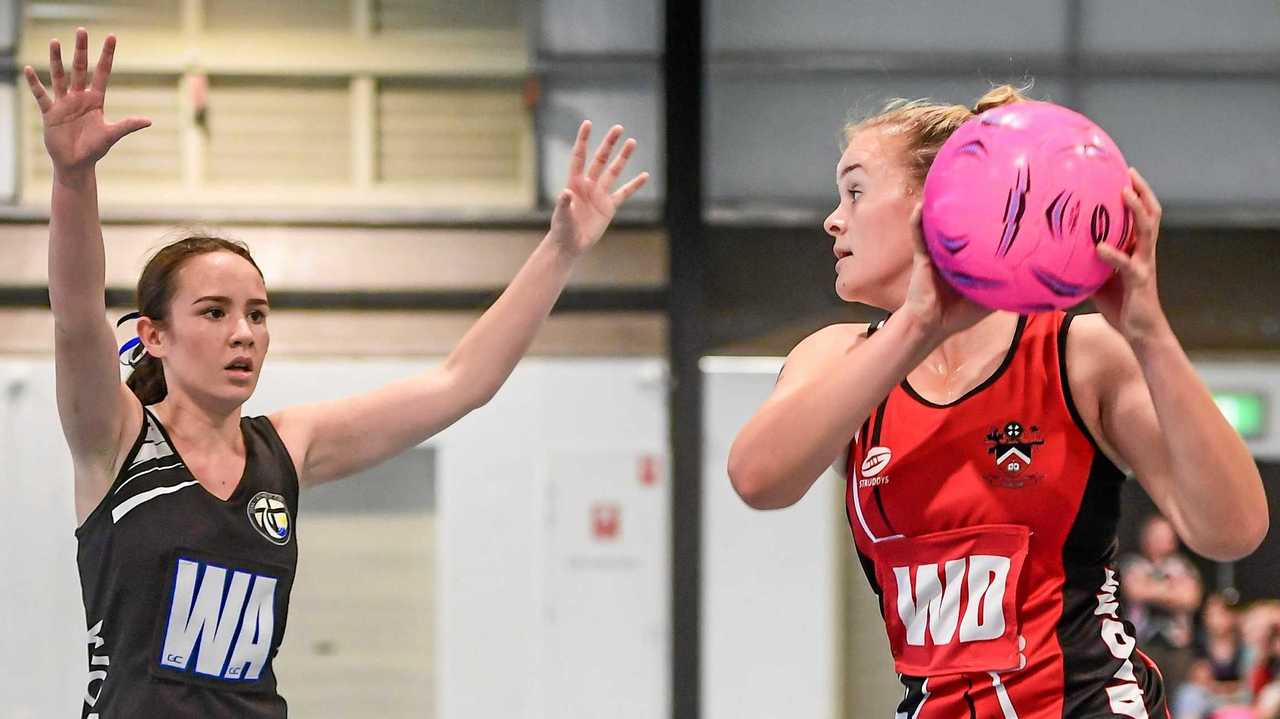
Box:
921, 101, 1134, 312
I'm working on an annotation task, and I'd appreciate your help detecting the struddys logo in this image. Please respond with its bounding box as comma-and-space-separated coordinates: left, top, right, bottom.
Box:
858, 446, 892, 488
984, 421, 1046, 489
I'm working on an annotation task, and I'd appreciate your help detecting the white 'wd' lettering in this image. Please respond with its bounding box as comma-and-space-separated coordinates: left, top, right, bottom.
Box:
160, 558, 278, 681
1095, 568, 1148, 718
893, 554, 1011, 646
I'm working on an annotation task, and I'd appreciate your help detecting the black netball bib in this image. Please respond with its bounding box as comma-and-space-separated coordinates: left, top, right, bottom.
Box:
76, 405, 300, 718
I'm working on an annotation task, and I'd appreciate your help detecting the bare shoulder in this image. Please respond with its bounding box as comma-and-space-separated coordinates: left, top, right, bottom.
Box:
266, 407, 302, 445
266, 408, 310, 484
783, 323, 871, 475
1062, 313, 1146, 468
1064, 312, 1122, 347
783, 322, 872, 374
1063, 313, 1139, 385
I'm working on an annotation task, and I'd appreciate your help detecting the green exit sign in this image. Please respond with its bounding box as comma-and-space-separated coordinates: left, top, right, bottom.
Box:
1213, 392, 1267, 439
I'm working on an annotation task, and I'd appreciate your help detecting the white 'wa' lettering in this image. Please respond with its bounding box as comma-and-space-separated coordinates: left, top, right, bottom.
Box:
160, 558, 277, 681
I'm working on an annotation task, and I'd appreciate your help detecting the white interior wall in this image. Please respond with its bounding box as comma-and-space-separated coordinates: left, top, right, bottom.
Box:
0, 360, 84, 718
700, 357, 846, 719
436, 358, 670, 719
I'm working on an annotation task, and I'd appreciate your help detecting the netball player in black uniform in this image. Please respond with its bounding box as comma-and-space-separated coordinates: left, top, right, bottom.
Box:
24, 30, 648, 717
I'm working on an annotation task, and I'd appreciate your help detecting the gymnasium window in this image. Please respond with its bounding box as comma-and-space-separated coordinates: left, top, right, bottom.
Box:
17, 0, 534, 210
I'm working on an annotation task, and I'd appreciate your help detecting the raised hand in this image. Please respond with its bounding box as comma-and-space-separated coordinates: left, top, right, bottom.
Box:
548, 121, 649, 257
1093, 168, 1170, 345
23, 29, 151, 175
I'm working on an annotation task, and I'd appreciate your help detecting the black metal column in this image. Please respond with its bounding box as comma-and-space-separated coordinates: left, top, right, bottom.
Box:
1063, 0, 1084, 109
664, 1, 705, 718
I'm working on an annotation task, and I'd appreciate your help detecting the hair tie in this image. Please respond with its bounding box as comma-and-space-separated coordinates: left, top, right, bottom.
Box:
116, 311, 147, 367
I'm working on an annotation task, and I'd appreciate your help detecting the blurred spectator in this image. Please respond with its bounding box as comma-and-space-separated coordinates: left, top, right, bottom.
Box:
1205, 602, 1280, 719
1251, 621, 1280, 717
1174, 594, 1248, 719
1241, 603, 1280, 675
1123, 514, 1204, 694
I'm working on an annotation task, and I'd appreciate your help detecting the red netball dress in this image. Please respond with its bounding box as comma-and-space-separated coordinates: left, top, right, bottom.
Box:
846, 312, 1168, 719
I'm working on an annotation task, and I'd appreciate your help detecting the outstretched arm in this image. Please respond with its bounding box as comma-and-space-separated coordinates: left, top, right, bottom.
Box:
26, 30, 152, 521
271, 122, 649, 487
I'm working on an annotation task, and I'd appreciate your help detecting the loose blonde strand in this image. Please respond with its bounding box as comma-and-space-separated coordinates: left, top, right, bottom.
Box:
845, 83, 1033, 185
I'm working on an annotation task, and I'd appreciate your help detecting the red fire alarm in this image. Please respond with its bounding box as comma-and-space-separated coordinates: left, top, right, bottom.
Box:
639, 455, 659, 487
591, 503, 621, 541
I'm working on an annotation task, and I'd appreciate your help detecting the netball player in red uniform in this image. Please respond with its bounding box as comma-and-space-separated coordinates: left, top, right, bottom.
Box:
25, 30, 646, 717
728, 85, 1267, 718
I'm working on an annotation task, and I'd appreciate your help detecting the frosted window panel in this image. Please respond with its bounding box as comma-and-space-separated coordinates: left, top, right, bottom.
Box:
0, 81, 13, 202
24, 0, 181, 34
708, 0, 1065, 54
540, 0, 660, 54
707, 76, 1068, 205
540, 77, 663, 204
205, 0, 352, 32
377, 81, 528, 184
205, 77, 351, 185
1080, 80, 1280, 205
1082, 0, 1280, 53
374, 0, 523, 33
